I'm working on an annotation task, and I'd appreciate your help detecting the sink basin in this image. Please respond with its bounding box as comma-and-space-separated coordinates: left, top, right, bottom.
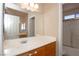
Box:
21, 40, 27, 44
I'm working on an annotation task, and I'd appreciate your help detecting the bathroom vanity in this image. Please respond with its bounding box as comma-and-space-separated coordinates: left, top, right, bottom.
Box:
17, 42, 56, 56
3, 3, 59, 56
4, 36, 56, 56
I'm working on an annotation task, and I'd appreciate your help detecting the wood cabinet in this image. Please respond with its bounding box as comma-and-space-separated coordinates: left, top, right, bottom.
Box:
45, 42, 56, 56
17, 42, 56, 56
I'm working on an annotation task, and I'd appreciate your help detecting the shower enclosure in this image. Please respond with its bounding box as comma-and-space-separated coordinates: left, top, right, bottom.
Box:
63, 3, 79, 56
4, 14, 20, 39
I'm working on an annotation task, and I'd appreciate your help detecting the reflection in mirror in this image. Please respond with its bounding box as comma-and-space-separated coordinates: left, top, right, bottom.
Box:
4, 4, 35, 40
4, 14, 20, 39
28, 17, 35, 37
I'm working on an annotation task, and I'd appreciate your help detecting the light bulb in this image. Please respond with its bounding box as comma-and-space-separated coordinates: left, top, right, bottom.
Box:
20, 4, 25, 9
30, 3, 34, 8
27, 6, 30, 10
20, 3, 29, 9
34, 4, 39, 9
20, 3, 39, 12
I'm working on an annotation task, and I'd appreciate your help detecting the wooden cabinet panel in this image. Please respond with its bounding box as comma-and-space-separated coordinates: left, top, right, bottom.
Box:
19, 35, 27, 38
45, 42, 56, 56
17, 42, 56, 56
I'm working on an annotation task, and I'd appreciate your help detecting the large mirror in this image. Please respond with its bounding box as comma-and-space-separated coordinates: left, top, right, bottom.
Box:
4, 3, 35, 40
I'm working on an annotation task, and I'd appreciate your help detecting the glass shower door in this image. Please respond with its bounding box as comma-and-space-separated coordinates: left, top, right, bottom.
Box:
4, 14, 20, 39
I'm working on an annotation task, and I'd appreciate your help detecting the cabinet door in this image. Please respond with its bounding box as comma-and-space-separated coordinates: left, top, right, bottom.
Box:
32, 47, 45, 56
17, 47, 45, 56
45, 42, 56, 56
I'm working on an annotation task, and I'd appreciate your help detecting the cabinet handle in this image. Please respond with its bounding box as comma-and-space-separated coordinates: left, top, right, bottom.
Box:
28, 51, 37, 56
34, 51, 37, 54
28, 54, 32, 56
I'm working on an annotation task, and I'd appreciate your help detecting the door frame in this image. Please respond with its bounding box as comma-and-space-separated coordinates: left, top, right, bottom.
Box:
56, 3, 63, 56
28, 15, 36, 37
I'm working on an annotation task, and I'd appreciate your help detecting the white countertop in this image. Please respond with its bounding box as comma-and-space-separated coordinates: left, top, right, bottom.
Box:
4, 36, 56, 56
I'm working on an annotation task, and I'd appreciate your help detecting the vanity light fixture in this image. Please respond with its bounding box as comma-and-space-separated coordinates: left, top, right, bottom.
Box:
20, 3, 39, 11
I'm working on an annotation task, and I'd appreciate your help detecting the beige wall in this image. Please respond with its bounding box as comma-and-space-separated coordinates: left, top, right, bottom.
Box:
43, 4, 59, 37
28, 4, 44, 36
28, 4, 59, 37
28, 12, 44, 36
